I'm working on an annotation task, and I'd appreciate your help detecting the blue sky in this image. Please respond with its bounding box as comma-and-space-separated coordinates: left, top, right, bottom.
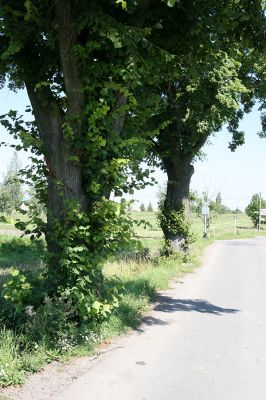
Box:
0, 87, 265, 211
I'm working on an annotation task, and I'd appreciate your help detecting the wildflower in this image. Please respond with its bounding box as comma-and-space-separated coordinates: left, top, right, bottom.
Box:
25, 305, 36, 317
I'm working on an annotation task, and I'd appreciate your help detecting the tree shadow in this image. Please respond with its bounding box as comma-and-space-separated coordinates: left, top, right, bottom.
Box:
111, 277, 240, 334
154, 296, 240, 315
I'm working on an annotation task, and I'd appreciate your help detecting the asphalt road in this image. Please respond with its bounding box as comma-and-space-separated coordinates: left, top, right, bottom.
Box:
55, 237, 266, 400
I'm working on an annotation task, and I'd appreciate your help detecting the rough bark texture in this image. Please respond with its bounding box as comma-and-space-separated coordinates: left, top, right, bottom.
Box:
25, 0, 88, 260
26, 83, 87, 258
55, 0, 84, 133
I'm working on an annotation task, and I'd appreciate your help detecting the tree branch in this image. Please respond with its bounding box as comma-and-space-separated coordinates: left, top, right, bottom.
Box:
193, 133, 209, 154
25, 82, 63, 154
55, 0, 84, 131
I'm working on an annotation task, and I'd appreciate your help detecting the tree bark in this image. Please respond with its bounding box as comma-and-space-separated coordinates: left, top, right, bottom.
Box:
24, 0, 89, 268
161, 154, 194, 250
25, 83, 88, 268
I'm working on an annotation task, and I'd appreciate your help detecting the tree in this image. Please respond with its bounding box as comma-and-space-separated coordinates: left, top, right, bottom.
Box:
147, 202, 153, 212
26, 185, 46, 218
0, 0, 167, 321
0, 152, 23, 215
209, 192, 232, 215
245, 194, 266, 228
142, 0, 266, 250
189, 190, 202, 214
140, 203, 146, 212
215, 193, 222, 208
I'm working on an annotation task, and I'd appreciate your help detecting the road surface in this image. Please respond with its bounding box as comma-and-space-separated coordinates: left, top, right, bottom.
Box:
54, 237, 266, 400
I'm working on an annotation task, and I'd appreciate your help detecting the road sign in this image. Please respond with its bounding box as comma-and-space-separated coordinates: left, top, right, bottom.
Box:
202, 205, 209, 216
260, 208, 266, 216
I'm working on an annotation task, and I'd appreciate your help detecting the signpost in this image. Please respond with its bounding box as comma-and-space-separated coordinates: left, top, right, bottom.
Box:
258, 193, 262, 231
202, 203, 210, 239
259, 208, 266, 230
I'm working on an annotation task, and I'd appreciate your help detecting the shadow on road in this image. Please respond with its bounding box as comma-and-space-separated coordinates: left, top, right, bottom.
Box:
154, 296, 240, 315
141, 315, 168, 326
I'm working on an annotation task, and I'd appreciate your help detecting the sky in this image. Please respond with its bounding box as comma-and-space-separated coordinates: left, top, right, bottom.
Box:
0, 87, 265, 211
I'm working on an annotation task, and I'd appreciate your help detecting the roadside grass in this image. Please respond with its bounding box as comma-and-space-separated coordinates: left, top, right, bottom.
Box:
101, 254, 193, 339
0, 211, 265, 387
0, 327, 71, 387
0, 328, 25, 386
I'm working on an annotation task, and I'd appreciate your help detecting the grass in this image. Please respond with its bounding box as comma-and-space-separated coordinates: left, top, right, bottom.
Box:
132, 211, 265, 251
0, 210, 265, 387
0, 328, 24, 386
102, 255, 192, 338
0, 327, 65, 387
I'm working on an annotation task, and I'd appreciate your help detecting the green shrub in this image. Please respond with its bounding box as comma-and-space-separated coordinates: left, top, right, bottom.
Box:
23, 297, 77, 352
2, 268, 46, 317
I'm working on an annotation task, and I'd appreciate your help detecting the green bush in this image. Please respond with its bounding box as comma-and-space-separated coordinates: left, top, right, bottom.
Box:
23, 297, 78, 352
2, 268, 46, 316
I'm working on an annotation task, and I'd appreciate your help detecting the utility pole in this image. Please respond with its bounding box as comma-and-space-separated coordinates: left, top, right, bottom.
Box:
202, 203, 209, 239
258, 192, 262, 231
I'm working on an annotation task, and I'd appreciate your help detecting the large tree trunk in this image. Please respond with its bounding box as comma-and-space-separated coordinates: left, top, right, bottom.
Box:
25, 0, 88, 268
161, 154, 194, 251
25, 83, 88, 287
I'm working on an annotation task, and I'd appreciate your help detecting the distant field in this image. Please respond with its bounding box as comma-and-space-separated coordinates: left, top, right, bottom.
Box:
130, 211, 163, 253
131, 211, 264, 253
0, 211, 264, 275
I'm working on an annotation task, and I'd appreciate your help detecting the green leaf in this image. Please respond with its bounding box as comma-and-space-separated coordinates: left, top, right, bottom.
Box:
167, 0, 177, 7
115, 0, 127, 10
